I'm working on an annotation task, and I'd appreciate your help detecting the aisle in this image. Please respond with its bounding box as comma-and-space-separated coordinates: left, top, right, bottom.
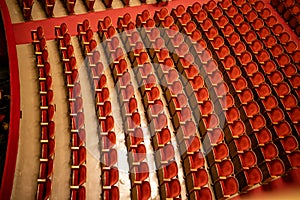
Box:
11, 44, 40, 200
46, 40, 71, 200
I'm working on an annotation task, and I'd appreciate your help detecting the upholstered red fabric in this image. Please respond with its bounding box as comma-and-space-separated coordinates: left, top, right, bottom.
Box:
161, 144, 175, 162
269, 108, 284, 123
275, 82, 290, 97
238, 89, 253, 104
193, 168, 208, 187
157, 128, 171, 146
165, 161, 178, 179
135, 162, 149, 181
102, 131, 116, 149
226, 107, 240, 123
244, 101, 259, 117
167, 179, 181, 198
250, 114, 266, 130
140, 181, 151, 200
204, 114, 219, 129
268, 159, 284, 176
262, 95, 278, 110
217, 159, 233, 177
232, 77, 247, 91
222, 177, 238, 195
245, 167, 262, 185
235, 134, 251, 152
281, 135, 298, 152
217, 16, 229, 28
289, 151, 300, 167
195, 187, 212, 200
255, 128, 272, 145
241, 151, 257, 168
199, 100, 213, 116
214, 143, 228, 161
274, 121, 292, 137
262, 143, 278, 160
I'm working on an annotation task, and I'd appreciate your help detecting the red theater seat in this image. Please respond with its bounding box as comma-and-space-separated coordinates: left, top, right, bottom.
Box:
290, 74, 300, 89
217, 159, 234, 177
213, 143, 229, 161
127, 128, 144, 148
267, 159, 285, 177
254, 128, 271, 145
288, 151, 300, 168
192, 187, 212, 200
227, 5, 238, 17
219, 94, 234, 111
157, 143, 175, 164
72, 129, 85, 148
280, 135, 298, 152
243, 101, 259, 118
216, 177, 238, 198
121, 85, 134, 101
72, 146, 86, 166
102, 167, 119, 186
102, 186, 119, 200
235, 134, 251, 152
158, 161, 178, 182
217, 16, 229, 29
207, 128, 224, 145
227, 120, 245, 138
243, 166, 262, 186
131, 144, 147, 163
184, 150, 204, 174
102, 131, 116, 149
232, 13, 244, 26
154, 8, 169, 23
239, 150, 257, 168
152, 113, 167, 131
260, 95, 278, 111
37, 179, 51, 200
225, 107, 240, 123
101, 116, 114, 132
186, 168, 208, 193
250, 72, 265, 86
153, 128, 171, 149
275, 82, 290, 97
145, 99, 162, 117
200, 18, 213, 32
162, 179, 181, 198
132, 162, 149, 183
182, 136, 201, 154
102, 149, 118, 168
261, 143, 278, 161
96, 88, 110, 104
133, 181, 151, 200
98, 101, 112, 119
288, 107, 300, 123
227, 32, 240, 48
199, 100, 213, 116
127, 112, 141, 130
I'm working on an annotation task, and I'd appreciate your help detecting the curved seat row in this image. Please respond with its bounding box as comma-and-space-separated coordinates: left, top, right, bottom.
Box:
55, 23, 87, 200
271, 0, 300, 36
31, 26, 55, 200
155, 6, 242, 199
203, 0, 299, 184
116, 13, 183, 199
97, 18, 151, 199
77, 19, 122, 200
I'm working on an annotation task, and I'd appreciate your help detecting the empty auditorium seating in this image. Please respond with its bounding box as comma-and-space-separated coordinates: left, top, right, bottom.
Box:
31, 26, 57, 200
17, 0, 300, 200
54, 23, 89, 199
